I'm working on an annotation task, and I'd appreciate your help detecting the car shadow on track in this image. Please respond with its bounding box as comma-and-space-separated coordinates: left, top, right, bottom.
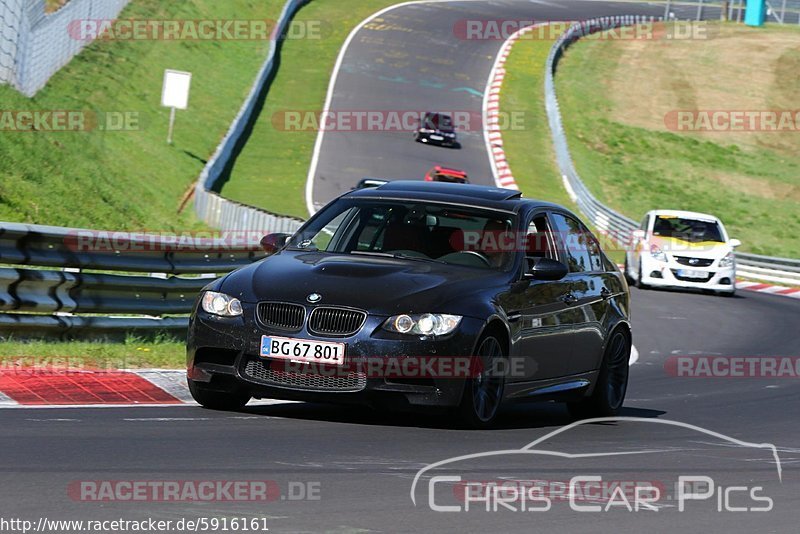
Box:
239, 401, 665, 431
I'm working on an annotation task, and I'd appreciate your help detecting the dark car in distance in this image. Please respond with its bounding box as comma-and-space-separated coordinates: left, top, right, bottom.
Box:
187, 181, 632, 427
414, 112, 458, 147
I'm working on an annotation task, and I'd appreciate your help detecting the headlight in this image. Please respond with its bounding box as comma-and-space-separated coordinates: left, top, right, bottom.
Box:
650, 244, 667, 262
719, 252, 735, 268
383, 313, 462, 336
201, 291, 243, 317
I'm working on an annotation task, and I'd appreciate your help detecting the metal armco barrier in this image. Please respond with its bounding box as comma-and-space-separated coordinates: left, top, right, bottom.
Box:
0, 222, 268, 339
544, 15, 800, 284
193, 0, 308, 234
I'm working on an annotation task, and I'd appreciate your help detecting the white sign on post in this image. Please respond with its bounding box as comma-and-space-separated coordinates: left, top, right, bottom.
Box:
161, 69, 192, 144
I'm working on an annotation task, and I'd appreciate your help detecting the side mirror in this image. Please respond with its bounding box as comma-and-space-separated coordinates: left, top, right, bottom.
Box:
729, 238, 741, 248
526, 257, 569, 281
631, 229, 646, 241
260, 233, 291, 255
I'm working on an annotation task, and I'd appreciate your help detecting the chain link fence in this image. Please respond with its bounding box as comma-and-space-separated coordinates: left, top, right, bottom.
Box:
0, 0, 129, 97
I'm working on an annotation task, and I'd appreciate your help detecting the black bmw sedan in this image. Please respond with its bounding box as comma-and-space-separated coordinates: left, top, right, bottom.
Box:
187, 181, 631, 427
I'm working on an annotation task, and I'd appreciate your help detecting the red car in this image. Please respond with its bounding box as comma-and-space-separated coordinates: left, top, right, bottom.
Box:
424, 166, 469, 184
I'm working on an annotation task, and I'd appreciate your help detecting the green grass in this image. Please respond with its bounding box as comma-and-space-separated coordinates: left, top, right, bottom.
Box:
220, 0, 406, 218
0, 335, 184, 369
0, 0, 286, 231
554, 23, 800, 258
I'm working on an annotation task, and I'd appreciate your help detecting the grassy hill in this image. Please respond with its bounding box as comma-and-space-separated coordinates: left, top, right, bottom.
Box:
0, 0, 285, 231
555, 23, 800, 258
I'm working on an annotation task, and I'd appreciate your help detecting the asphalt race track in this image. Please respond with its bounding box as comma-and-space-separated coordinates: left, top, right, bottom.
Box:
307, 0, 702, 210
2, 1, 799, 532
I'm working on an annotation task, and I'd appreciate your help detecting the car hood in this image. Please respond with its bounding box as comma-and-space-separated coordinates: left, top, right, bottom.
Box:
650, 236, 732, 259
219, 251, 507, 316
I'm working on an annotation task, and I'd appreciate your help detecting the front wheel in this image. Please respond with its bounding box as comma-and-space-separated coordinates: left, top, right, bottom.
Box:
457, 335, 505, 429
623, 257, 635, 285
567, 329, 631, 419
188, 379, 250, 411
636, 263, 649, 290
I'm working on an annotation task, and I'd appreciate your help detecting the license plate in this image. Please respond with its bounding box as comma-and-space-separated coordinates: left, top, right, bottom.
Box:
430, 134, 444, 141
260, 335, 345, 366
677, 269, 707, 279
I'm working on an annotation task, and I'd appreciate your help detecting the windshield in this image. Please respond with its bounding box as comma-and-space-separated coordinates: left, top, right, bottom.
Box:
652, 215, 725, 243
289, 199, 516, 270
422, 113, 454, 131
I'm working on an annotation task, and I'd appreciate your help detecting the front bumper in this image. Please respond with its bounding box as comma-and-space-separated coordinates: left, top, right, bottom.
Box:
187, 304, 485, 408
640, 255, 735, 292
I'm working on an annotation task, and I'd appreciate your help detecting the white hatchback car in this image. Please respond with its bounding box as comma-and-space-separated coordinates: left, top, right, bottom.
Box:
624, 210, 740, 296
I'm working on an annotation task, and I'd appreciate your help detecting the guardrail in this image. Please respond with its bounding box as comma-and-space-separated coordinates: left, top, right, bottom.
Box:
0, 223, 267, 339
0, 0, 312, 340
193, 0, 307, 234
544, 15, 800, 286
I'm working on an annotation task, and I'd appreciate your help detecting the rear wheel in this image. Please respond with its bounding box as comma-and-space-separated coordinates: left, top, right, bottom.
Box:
568, 329, 631, 419
457, 335, 505, 429
188, 379, 250, 411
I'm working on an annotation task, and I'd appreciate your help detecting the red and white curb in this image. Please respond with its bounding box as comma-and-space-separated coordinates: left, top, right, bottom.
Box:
736, 280, 800, 299
484, 25, 541, 191
0, 369, 296, 408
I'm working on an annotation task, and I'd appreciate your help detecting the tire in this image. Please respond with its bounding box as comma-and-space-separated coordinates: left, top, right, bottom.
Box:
636, 263, 649, 290
457, 335, 506, 429
567, 329, 631, 420
188, 379, 250, 411
623, 257, 635, 285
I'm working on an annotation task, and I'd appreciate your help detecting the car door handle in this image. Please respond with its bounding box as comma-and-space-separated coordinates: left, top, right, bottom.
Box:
601, 287, 612, 300
560, 293, 578, 305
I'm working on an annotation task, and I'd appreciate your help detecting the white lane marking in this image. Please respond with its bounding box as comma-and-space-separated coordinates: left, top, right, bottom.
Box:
629, 345, 639, 366
527, 0, 570, 6
0, 399, 301, 410
0, 403, 193, 410
128, 369, 194, 402
25, 418, 80, 422
305, 0, 537, 215
0, 391, 17, 406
